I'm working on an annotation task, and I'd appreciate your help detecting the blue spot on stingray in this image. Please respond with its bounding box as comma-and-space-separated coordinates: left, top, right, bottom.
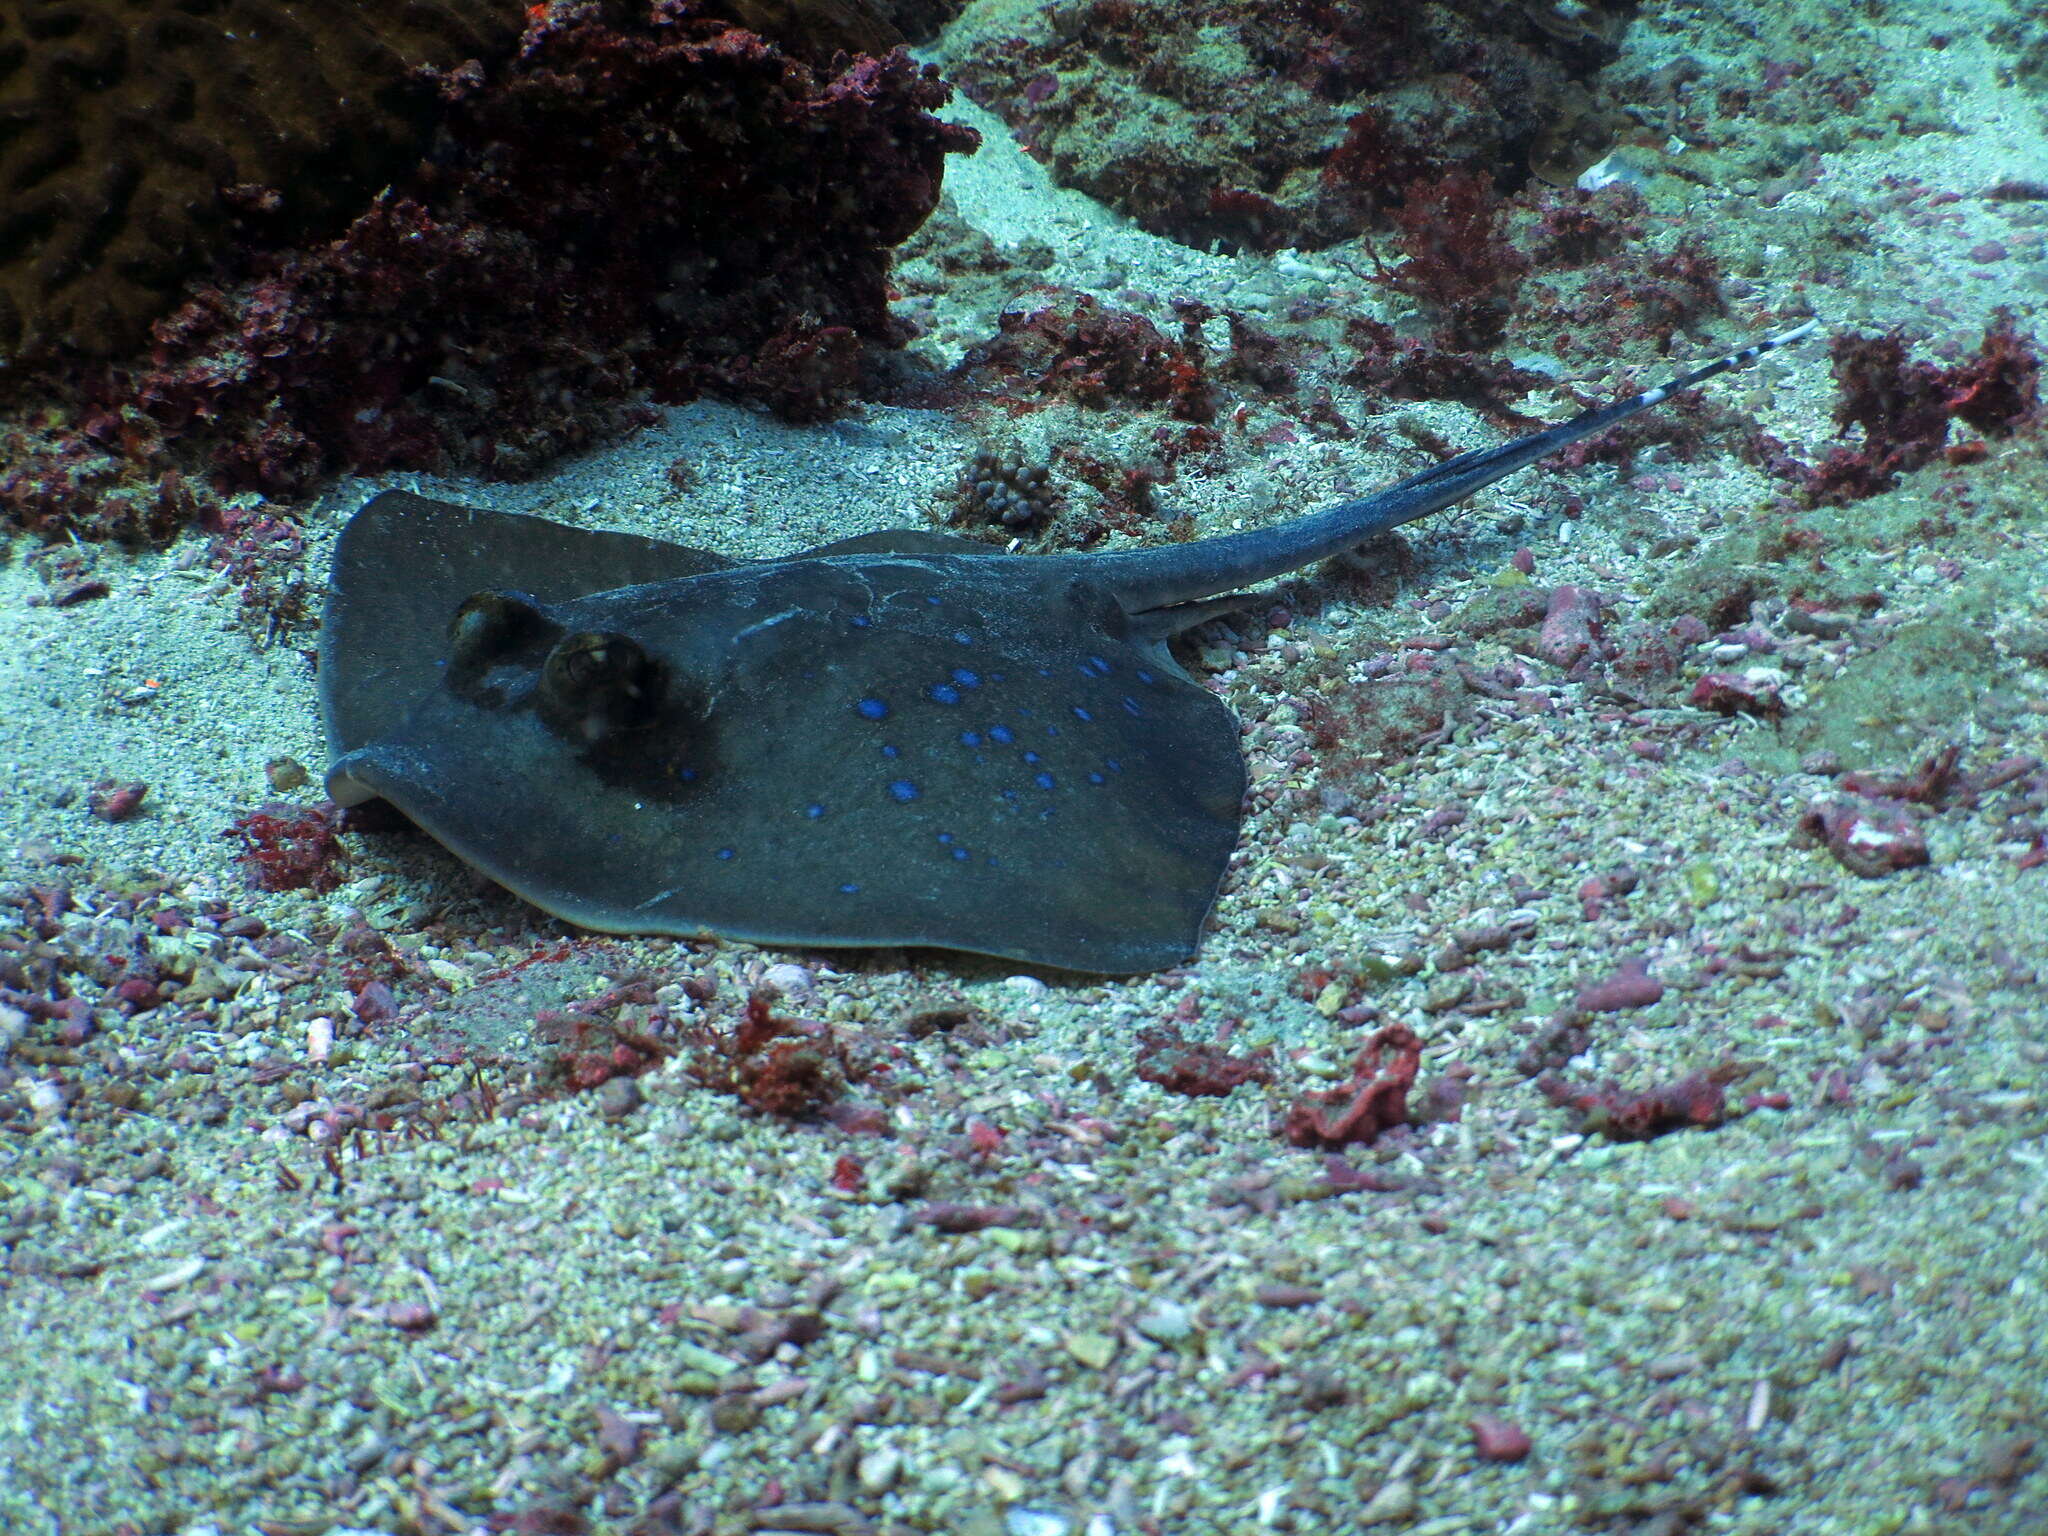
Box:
1090, 655, 1113, 674
926, 595, 943, 605
1001, 789, 1019, 804
839, 882, 860, 894
989, 725, 1015, 745
1107, 758, 1123, 773
1088, 771, 1105, 784
1137, 669, 1155, 684
1046, 725, 1060, 738
1023, 751, 1041, 765
680, 768, 699, 783
1036, 667, 1052, 678
888, 780, 919, 803
857, 697, 889, 720
952, 668, 980, 688
850, 615, 872, 628
952, 847, 970, 860
1123, 696, 1143, 716
937, 832, 954, 844
953, 631, 973, 645
1034, 772, 1056, 790
881, 744, 901, 759
716, 847, 736, 861
806, 803, 826, 820
930, 684, 961, 705
1073, 707, 1092, 721
960, 731, 982, 747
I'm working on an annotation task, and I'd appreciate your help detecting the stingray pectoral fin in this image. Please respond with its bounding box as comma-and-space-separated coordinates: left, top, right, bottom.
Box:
322, 728, 699, 941
325, 676, 1236, 976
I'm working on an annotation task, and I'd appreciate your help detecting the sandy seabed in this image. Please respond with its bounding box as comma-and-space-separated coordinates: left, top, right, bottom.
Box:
2, 3, 2045, 1533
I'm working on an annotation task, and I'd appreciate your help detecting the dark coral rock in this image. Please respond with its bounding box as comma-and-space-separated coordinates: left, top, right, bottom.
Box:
137, 4, 977, 488
5, 1, 978, 538
0, 0, 524, 361
944, 0, 1623, 253
710, 0, 902, 58
0, 408, 206, 543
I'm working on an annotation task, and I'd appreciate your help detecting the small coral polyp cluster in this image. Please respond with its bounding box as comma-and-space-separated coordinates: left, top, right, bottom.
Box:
956, 445, 1058, 530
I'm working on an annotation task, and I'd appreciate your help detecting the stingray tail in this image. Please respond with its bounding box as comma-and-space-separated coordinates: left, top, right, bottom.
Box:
1101, 318, 1819, 615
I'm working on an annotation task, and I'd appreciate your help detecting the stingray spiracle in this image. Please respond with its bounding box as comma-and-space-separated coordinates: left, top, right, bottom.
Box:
538, 631, 663, 743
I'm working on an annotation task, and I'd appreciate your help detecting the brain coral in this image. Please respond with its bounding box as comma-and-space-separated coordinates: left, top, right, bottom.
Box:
0, 0, 524, 361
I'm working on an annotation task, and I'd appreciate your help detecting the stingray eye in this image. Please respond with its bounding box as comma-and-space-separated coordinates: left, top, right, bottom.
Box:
538, 631, 662, 742
448, 591, 547, 670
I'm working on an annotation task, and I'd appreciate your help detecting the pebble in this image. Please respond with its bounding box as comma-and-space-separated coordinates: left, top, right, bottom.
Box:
1538, 584, 1600, 667
138, 1257, 206, 1292
761, 962, 816, 1000
857, 1445, 903, 1494
1470, 1414, 1532, 1462
1064, 1331, 1118, 1369
598, 1076, 643, 1119
87, 779, 149, 822
1360, 1478, 1416, 1524
1005, 1511, 1071, 1536
1574, 957, 1663, 1012
264, 756, 310, 792
1134, 1300, 1195, 1344
1800, 797, 1930, 878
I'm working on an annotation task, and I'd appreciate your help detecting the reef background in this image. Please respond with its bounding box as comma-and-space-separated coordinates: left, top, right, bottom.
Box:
2, 1, 2045, 1532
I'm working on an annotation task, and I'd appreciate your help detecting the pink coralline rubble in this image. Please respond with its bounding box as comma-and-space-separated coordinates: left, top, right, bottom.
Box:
1573, 957, 1663, 1013
1281, 1024, 1423, 1149
1798, 797, 1930, 878
1540, 1069, 1728, 1141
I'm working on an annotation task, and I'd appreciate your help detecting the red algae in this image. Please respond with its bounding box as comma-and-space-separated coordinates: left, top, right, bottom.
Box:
1804, 311, 2040, 504
223, 802, 348, 894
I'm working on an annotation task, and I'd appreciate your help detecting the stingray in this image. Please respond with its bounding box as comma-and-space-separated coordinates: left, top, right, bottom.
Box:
321, 321, 1814, 973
